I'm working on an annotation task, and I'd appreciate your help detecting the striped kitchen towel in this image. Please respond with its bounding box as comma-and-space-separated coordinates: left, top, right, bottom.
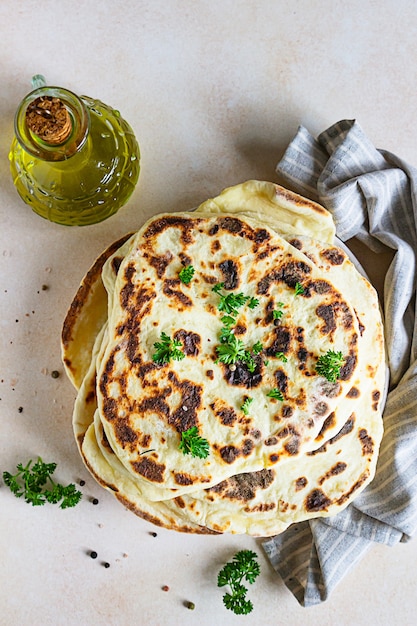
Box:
262, 119, 417, 607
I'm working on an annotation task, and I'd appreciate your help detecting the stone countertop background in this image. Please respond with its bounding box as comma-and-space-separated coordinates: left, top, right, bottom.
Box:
1, 2, 416, 624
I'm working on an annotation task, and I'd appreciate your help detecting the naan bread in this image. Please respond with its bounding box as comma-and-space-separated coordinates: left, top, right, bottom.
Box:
96, 212, 361, 498
62, 180, 386, 536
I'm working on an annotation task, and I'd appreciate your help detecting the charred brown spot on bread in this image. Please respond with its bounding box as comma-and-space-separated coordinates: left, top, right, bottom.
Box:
282, 405, 294, 418
174, 329, 201, 356
318, 462, 347, 485
85, 390, 96, 405
218, 259, 240, 289
143, 215, 200, 244
372, 390, 381, 411
359, 428, 374, 455
138, 391, 171, 419
211, 239, 221, 253
305, 488, 331, 512
201, 273, 218, 285
219, 445, 240, 464
308, 414, 356, 456
316, 303, 337, 335
265, 325, 291, 357
297, 347, 308, 364
208, 224, 219, 235
284, 434, 301, 456
209, 469, 274, 502
224, 360, 263, 389
313, 401, 329, 417
131, 457, 166, 483
295, 476, 308, 491
149, 251, 174, 278
347, 386, 360, 398
339, 353, 357, 381
274, 369, 288, 395
111, 255, 124, 274
254, 228, 271, 243
206, 369, 214, 379
307, 279, 332, 295
163, 279, 193, 308
315, 412, 336, 441
242, 439, 254, 456
336, 471, 370, 506
210, 400, 238, 426
174, 473, 195, 486
102, 396, 118, 421
355, 310, 366, 336
320, 381, 341, 398
166, 373, 203, 433
101, 428, 114, 453
288, 238, 303, 250
264, 436, 278, 446
114, 419, 138, 448
331, 414, 355, 442
257, 260, 312, 295
320, 247, 346, 265
275, 184, 329, 215
179, 252, 192, 267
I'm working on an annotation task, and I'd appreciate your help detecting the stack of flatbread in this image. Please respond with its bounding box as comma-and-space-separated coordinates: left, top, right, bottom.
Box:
61, 180, 386, 536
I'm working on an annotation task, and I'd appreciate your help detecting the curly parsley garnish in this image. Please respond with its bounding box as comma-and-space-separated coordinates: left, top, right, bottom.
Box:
216, 334, 248, 366
273, 302, 285, 320
152, 332, 185, 365
252, 341, 263, 355
294, 282, 305, 296
267, 388, 284, 401
217, 550, 260, 615
215, 334, 258, 373
212, 282, 250, 315
179, 427, 210, 459
241, 396, 253, 415
316, 350, 344, 382
2, 457, 82, 509
178, 265, 195, 284
275, 351, 288, 362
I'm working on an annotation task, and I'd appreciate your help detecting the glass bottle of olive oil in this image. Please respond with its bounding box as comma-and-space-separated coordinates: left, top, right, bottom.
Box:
9, 76, 140, 226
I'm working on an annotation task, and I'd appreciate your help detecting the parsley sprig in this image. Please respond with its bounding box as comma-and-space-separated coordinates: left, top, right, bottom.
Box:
294, 282, 305, 296
178, 265, 195, 284
152, 332, 185, 365
267, 388, 284, 401
273, 302, 285, 320
212, 282, 250, 315
215, 334, 258, 373
316, 350, 345, 382
217, 550, 260, 615
2, 457, 82, 509
240, 396, 253, 415
179, 427, 210, 459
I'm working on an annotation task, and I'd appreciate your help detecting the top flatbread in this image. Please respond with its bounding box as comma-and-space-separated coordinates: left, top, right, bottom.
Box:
96, 211, 361, 497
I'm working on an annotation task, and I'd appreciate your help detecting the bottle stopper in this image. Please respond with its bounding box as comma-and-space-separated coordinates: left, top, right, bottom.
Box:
26, 96, 72, 145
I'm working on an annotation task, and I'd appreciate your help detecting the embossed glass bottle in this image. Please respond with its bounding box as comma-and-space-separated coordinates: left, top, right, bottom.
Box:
9, 76, 140, 226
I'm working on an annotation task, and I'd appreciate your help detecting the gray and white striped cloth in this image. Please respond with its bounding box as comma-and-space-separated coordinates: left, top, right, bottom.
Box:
262, 119, 417, 607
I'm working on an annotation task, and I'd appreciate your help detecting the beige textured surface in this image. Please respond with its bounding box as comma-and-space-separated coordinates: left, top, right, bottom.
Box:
0, 1, 416, 624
